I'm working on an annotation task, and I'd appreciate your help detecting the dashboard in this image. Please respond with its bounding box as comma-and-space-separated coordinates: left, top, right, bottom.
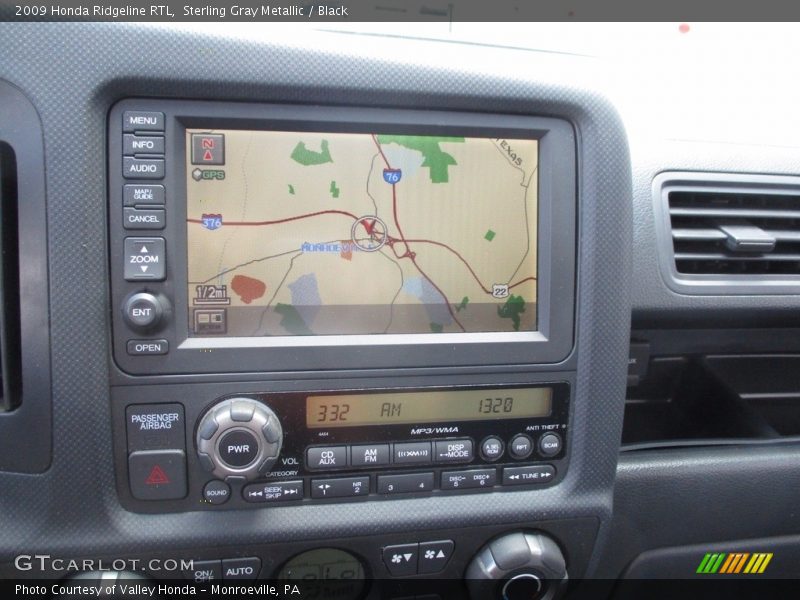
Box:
1, 20, 799, 600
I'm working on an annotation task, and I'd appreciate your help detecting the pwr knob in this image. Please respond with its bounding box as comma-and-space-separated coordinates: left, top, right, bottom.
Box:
196, 398, 283, 482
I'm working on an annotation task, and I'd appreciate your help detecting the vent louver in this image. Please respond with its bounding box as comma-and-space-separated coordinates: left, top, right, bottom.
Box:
669, 190, 800, 276
654, 173, 800, 294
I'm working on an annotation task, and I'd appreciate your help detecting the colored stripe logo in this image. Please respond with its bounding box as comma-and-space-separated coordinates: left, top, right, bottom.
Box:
697, 552, 773, 574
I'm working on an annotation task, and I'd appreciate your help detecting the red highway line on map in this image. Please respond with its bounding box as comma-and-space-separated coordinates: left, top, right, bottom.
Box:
187, 209, 360, 227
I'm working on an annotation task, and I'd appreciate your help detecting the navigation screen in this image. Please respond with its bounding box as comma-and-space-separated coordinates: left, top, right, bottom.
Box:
185, 128, 538, 337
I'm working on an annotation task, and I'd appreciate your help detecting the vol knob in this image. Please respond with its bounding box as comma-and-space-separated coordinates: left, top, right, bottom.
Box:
196, 398, 283, 482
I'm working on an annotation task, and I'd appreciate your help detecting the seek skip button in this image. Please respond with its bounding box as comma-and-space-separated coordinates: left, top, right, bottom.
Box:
306, 446, 347, 470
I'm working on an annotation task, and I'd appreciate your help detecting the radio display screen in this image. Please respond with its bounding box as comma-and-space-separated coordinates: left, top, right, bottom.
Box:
186, 128, 539, 337
306, 387, 552, 428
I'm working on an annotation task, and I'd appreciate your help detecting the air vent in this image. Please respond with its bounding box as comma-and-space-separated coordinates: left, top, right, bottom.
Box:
670, 190, 800, 275
0, 142, 22, 412
654, 172, 800, 294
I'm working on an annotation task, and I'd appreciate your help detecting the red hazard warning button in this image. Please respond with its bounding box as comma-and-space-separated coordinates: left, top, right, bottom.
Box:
128, 449, 187, 501
145, 464, 170, 485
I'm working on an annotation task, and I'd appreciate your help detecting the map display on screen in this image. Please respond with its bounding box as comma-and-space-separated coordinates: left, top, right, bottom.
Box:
186, 129, 538, 336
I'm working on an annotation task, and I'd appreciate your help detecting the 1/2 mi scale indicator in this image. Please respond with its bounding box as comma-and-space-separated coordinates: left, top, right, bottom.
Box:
306, 388, 552, 428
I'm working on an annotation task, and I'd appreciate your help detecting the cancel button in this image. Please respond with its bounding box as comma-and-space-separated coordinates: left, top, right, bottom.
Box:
127, 339, 169, 356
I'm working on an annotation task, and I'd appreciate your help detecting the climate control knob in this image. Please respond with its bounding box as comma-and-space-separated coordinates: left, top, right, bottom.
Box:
196, 398, 283, 482
466, 532, 568, 600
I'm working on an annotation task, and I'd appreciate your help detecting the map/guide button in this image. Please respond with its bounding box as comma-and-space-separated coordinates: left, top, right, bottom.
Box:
123, 184, 165, 206
124, 237, 165, 281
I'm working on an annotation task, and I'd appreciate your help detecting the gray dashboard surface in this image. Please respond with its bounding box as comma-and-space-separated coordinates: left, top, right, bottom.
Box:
595, 444, 800, 579
0, 22, 631, 574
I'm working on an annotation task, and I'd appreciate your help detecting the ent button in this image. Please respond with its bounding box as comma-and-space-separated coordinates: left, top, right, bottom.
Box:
124, 237, 166, 281
122, 293, 163, 331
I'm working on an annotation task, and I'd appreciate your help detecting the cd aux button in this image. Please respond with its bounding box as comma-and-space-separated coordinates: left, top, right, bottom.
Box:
306, 446, 348, 470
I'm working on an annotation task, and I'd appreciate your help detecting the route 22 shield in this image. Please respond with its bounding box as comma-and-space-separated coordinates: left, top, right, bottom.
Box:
201, 213, 223, 230
382, 168, 402, 184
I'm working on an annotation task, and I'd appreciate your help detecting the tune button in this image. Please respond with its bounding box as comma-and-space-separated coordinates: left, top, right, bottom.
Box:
480, 436, 505, 461
509, 434, 533, 460
538, 433, 562, 457
218, 430, 259, 468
